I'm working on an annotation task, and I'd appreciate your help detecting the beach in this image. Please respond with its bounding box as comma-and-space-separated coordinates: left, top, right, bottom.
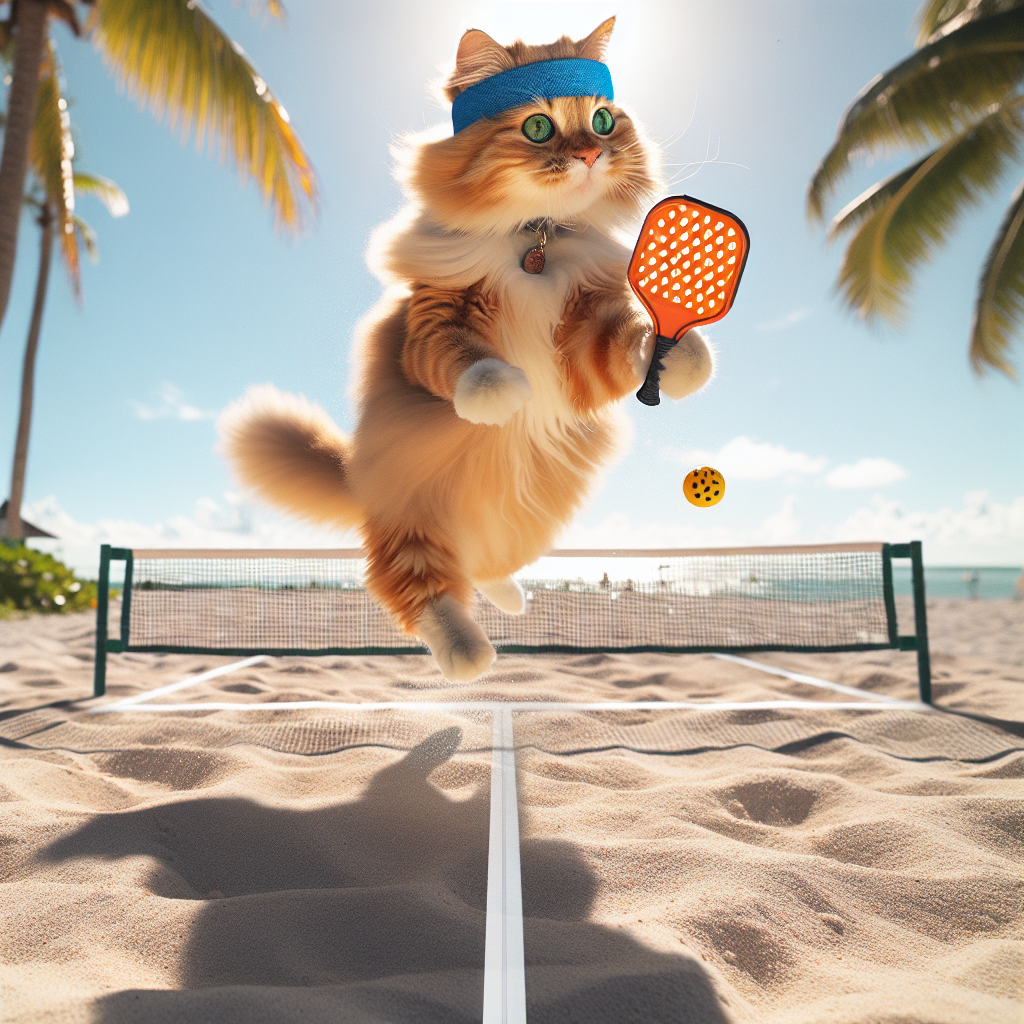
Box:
0, 598, 1021, 1022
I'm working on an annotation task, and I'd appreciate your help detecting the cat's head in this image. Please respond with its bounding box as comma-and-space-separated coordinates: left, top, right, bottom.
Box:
399, 18, 659, 234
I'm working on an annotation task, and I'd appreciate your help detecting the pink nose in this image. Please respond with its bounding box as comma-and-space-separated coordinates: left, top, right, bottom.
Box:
574, 147, 602, 169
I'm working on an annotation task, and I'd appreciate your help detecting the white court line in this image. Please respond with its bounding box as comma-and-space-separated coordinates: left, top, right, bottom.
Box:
482, 706, 527, 1024
93, 654, 921, 716
101, 656, 268, 709
712, 653, 909, 704
90, 699, 928, 714
85, 659, 928, 1024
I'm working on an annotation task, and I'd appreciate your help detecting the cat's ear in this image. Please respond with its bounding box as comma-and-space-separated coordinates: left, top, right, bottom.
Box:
445, 29, 514, 99
578, 17, 615, 61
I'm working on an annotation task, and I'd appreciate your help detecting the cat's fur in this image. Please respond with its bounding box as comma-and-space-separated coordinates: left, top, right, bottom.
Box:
219, 19, 714, 682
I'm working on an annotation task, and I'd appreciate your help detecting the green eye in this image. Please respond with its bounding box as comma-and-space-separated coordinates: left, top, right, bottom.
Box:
592, 107, 615, 135
522, 114, 555, 143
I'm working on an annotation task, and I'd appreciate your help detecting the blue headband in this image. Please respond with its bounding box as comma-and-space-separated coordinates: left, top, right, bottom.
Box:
451, 57, 614, 134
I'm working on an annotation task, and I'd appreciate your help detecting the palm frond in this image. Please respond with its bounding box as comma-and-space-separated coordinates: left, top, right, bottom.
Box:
30, 42, 80, 294
90, 0, 316, 231
831, 100, 1024, 324
808, 6, 1024, 221
916, 0, 971, 41
239, 0, 286, 24
73, 172, 129, 217
917, 0, 1024, 45
72, 213, 99, 262
48, 0, 85, 37
971, 175, 1024, 375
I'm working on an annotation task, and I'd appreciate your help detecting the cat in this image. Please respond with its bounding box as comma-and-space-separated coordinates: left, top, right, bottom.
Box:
219, 18, 714, 682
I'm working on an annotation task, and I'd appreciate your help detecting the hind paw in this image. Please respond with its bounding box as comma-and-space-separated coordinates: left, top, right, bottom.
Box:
454, 359, 531, 426
416, 594, 497, 682
476, 576, 526, 615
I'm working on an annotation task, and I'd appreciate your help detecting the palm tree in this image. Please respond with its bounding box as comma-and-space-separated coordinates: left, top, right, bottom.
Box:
0, 0, 314, 341
808, 0, 1024, 377
5, 42, 128, 540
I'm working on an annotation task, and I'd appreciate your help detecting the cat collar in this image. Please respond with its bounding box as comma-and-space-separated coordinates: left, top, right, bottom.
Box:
451, 58, 614, 134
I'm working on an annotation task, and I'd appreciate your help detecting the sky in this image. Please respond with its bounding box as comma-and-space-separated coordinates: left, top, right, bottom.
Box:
1, 0, 1022, 573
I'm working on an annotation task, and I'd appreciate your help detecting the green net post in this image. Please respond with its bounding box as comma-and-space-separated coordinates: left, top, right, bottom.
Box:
910, 540, 932, 704
119, 548, 133, 647
881, 543, 898, 645
93, 544, 111, 697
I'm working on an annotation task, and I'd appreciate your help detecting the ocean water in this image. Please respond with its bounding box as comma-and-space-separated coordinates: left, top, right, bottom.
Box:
892, 566, 1022, 600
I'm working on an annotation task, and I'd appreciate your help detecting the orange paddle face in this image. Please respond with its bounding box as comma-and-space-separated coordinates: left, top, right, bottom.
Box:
628, 196, 750, 340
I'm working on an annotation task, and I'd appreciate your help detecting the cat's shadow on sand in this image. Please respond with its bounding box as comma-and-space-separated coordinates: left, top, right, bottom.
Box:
38, 728, 730, 1024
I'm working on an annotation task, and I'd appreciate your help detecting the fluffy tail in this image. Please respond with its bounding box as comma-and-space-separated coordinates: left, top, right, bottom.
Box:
218, 384, 361, 528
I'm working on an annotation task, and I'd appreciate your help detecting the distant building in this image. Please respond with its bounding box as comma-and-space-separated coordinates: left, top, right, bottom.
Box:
0, 500, 56, 539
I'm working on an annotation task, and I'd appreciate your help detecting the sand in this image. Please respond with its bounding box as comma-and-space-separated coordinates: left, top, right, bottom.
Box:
0, 598, 1021, 1023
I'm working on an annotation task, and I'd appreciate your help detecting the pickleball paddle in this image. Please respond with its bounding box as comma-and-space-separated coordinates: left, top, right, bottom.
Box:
629, 196, 750, 406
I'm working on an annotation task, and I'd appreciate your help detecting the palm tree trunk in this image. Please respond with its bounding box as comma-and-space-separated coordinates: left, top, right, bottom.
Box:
5, 206, 53, 541
0, 0, 49, 339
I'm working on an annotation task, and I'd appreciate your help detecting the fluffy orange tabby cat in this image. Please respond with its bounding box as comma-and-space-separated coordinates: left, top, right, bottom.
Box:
220, 19, 714, 681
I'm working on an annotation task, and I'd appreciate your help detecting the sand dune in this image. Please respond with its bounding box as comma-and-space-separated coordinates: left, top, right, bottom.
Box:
0, 599, 1021, 1022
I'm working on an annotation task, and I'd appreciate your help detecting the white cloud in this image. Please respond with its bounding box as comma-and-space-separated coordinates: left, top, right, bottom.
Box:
825, 457, 908, 489
666, 437, 911, 491
130, 383, 215, 421
560, 496, 804, 550
22, 494, 360, 576
23, 490, 1023, 581
830, 491, 1024, 564
758, 308, 811, 332
561, 491, 1023, 565
664, 435, 827, 480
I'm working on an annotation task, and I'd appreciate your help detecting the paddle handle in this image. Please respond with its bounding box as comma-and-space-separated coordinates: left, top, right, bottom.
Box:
636, 334, 678, 407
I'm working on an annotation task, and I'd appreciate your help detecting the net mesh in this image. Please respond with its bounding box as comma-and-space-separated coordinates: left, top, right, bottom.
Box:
121, 547, 895, 655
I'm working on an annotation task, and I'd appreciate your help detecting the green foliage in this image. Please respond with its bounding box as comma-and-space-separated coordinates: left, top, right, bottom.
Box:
916, 0, 1024, 45
808, 1, 1024, 375
808, 7, 1024, 222
89, 0, 316, 231
973, 180, 1024, 375
0, 543, 97, 616
829, 100, 1024, 325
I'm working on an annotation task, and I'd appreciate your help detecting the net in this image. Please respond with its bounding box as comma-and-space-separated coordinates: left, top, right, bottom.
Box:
81, 539, 940, 1024
111, 543, 898, 657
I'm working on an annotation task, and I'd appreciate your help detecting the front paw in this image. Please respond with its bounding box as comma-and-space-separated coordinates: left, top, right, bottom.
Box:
659, 328, 714, 400
453, 358, 531, 425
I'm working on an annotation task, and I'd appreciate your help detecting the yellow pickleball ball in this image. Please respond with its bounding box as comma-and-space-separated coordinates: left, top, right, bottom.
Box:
684, 466, 725, 507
